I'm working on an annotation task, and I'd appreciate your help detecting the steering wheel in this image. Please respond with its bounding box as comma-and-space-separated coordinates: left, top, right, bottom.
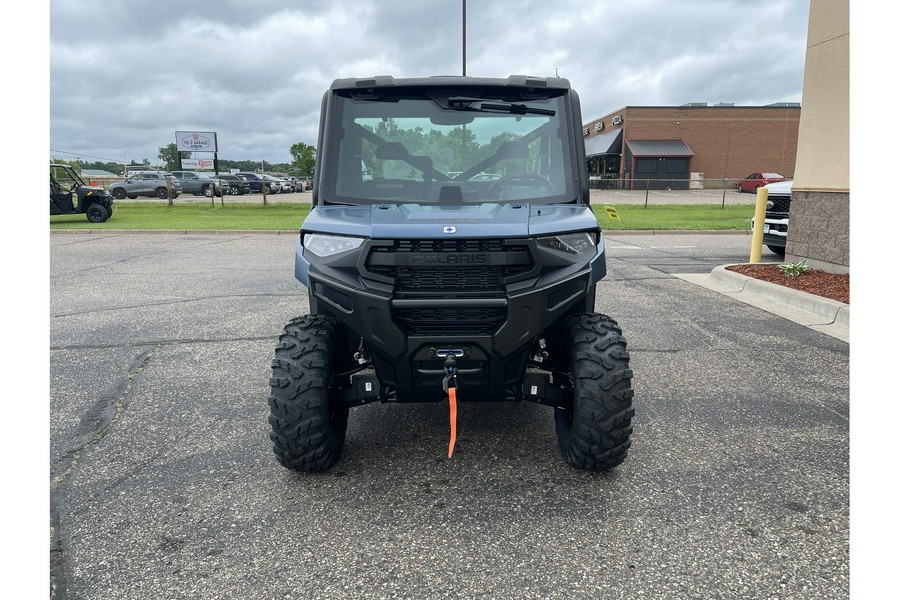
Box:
488, 173, 553, 196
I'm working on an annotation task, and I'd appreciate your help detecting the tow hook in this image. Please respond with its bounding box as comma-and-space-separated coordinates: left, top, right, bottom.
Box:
530, 337, 549, 364
353, 339, 370, 365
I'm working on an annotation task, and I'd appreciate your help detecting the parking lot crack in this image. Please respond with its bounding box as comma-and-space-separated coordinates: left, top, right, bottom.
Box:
50, 344, 160, 600
50, 345, 160, 488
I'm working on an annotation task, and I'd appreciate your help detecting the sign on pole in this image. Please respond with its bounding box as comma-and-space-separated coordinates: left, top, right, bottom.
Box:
175, 131, 218, 153
182, 159, 215, 170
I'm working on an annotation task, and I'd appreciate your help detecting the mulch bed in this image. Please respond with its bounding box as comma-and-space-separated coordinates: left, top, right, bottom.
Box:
726, 264, 849, 304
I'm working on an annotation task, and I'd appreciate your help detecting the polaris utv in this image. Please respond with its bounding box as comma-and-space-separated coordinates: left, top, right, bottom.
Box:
50, 163, 114, 223
268, 76, 634, 472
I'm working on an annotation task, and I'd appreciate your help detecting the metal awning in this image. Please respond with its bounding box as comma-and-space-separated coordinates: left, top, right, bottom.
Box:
584, 129, 623, 157
625, 139, 694, 157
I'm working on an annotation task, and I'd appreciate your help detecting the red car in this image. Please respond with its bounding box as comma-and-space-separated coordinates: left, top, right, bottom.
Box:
737, 172, 786, 193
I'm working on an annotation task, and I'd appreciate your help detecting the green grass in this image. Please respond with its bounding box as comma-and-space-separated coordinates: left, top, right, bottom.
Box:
50, 201, 755, 231
592, 204, 754, 230
50, 202, 311, 231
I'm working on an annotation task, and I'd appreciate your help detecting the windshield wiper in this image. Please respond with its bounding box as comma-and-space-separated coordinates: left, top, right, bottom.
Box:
447, 96, 556, 116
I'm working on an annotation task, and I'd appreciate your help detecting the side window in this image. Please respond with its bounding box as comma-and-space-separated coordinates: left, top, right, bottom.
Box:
636, 160, 657, 174
52, 167, 77, 189
666, 158, 687, 173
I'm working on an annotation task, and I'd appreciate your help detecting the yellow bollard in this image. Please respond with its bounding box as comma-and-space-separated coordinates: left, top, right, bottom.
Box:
749, 186, 768, 263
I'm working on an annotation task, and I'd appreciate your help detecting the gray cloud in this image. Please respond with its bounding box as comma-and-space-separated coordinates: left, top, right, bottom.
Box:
49, 0, 811, 165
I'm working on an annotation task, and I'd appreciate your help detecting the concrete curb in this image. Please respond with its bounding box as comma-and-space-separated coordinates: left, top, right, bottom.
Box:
711, 265, 849, 322
697, 264, 849, 342
604, 230, 752, 236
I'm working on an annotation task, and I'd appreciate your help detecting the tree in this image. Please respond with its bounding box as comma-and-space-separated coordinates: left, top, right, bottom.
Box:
289, 142, 316, 177
158, 143, 188, 171
50, 158, 81, 172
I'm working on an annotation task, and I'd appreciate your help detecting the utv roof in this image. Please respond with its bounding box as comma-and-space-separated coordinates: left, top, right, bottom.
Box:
329, 75, 572, 91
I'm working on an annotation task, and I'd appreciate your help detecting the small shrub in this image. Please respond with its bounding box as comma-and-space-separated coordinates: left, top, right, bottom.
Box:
779, 259, 810, 277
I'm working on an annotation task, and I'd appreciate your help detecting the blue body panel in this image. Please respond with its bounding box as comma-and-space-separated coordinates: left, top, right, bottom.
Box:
295, 203, 606, 286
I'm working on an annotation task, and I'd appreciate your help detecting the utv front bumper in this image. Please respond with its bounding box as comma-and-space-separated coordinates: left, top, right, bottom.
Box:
298, 234, 606, 402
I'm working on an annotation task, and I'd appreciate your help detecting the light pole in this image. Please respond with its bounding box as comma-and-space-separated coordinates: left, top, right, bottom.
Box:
462, 0, 466, 76
123, 147, 135, 175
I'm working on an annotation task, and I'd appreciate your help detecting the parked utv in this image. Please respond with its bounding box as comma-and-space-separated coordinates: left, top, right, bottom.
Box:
50, 163, 114, 223
268, 76, 634, 472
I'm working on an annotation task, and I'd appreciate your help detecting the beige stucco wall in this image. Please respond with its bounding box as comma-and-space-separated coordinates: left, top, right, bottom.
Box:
786, 0, 849, 272
792, 0, 849, 192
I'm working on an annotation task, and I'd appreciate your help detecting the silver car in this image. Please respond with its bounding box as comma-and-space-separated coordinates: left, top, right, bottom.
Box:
259, 174, 284, 193
278, 176, 295, 192
109, 172, 183, 200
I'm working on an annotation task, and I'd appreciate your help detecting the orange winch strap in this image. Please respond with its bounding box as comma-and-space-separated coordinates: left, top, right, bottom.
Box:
448, 386, 457, 458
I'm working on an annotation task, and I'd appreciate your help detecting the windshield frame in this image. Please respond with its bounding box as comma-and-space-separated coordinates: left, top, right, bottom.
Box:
317, 85, 581, 207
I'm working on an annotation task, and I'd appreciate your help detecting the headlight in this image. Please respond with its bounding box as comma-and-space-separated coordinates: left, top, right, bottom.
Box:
303, 233, 365, 257
536, 232, 595, 254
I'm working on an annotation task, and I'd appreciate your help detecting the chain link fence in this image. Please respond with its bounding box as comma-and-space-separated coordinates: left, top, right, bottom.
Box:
589, 177, 780, 206
88, 175, 768, 207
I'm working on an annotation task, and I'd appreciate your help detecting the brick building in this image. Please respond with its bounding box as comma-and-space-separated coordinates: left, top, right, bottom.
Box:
582, 104, 801, 189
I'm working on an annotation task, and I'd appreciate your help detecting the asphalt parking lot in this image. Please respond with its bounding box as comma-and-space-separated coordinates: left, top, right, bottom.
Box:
49, 232, 849, 599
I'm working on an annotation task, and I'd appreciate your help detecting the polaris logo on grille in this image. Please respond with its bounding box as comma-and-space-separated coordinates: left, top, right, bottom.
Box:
410, 254, 488, 264
443, 226, 457, 234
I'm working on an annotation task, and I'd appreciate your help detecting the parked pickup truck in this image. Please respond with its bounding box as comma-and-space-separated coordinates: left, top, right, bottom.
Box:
170, 171, 225, 197
751, 180, 792, 256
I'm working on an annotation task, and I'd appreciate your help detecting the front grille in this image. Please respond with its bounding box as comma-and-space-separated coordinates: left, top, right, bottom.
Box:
393, 239, 503, 253
366, 239, 533, 292
767, 194, 791, 215
395, 307, 505, 336
394, 266, 502, 290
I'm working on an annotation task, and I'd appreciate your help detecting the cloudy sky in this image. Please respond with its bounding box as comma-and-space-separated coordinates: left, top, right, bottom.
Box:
48, 0, 811, 166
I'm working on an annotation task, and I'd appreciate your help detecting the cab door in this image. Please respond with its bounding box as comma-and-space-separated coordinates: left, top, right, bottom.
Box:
49, 166, 76, 214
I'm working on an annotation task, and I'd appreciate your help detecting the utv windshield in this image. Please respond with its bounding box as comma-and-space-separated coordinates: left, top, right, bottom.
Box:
322, 87, 577, 205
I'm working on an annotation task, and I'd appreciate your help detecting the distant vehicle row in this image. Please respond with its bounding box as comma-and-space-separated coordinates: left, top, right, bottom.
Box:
108, 171, 311, 199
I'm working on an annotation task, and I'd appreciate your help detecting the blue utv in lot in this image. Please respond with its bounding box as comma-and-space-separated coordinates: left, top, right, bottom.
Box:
268, 75, 634, 473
